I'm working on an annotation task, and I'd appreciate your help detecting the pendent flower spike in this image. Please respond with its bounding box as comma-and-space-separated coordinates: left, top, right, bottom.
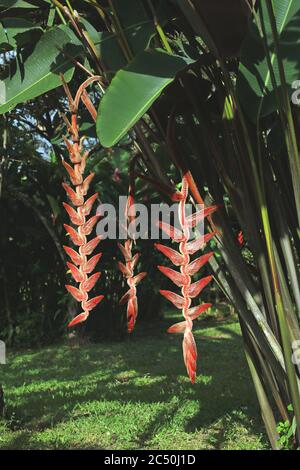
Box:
155, 174, 217, 383
118, 159, 147, 333
61, 76, 104, 328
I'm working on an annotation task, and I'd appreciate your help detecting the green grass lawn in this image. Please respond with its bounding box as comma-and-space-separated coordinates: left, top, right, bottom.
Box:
0, 312, 269, 450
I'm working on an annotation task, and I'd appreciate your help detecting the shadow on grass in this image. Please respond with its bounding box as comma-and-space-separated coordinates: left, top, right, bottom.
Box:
1, 317, 266, 449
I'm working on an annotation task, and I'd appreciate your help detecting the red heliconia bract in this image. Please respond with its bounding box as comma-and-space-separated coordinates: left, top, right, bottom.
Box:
155, 174, 217, 383
117, 160, 147, 333
61, 77, 104, 328
237, 230, 244, 247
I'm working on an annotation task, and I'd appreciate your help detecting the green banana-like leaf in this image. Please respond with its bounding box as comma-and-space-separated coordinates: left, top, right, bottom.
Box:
237, 0, 300, 121
0, 0, 39, 7
0, 18, 42, 50
97, 49, 190, 147
92, 0, 162, 73
0, 25, 84, 115
96, 23, 156, 73
91, 0, 174, 73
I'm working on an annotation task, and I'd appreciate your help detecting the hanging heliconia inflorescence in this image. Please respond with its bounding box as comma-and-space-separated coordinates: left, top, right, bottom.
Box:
155, 175, 217, 383
59, 77, 217, 381
61, 77, 104, 328
118, 159, 147, 333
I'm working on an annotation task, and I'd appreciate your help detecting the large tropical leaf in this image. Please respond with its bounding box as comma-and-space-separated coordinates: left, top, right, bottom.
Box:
96, 49, 190, 147
91, 0, 172, 73
69, 15, 156, 74
177, 0, 252, 58
95, 24, 156, 73
0, 25, 84, 115
0, 17, 42, 50
0, 0, 39, 7
237, 0, 300, 121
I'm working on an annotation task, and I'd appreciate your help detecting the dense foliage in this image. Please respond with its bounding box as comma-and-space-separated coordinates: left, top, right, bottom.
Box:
1, 0, 300, 449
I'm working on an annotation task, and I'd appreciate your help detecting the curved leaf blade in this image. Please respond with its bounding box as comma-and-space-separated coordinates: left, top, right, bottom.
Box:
0, 17, 42, 51
96, 49, 191, 147
0, 25, 84, 115
0, 1, 39, 8
237, 0, 300, 120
